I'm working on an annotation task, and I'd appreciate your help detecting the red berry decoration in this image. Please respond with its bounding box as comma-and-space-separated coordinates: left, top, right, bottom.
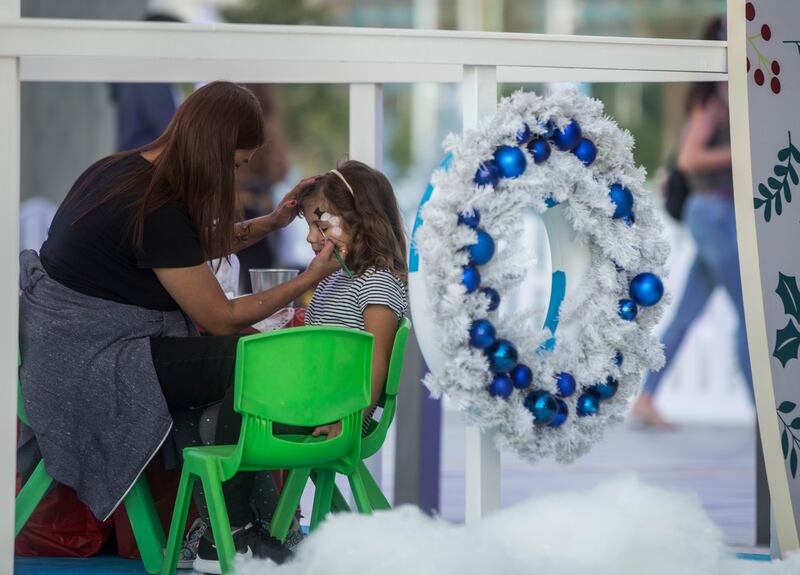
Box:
746, 2, 755, 21
772, 60, 781, 75
747, 57, 750, 72
754, 69, 765, 85
761, 24, 771, 41
771, 77, 781, 94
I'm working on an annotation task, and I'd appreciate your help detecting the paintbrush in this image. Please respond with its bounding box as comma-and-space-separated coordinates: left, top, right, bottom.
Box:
316, 222, 354, 278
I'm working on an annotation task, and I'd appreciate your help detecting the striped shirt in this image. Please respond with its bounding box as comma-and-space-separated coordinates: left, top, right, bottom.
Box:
305, 267, 407, 436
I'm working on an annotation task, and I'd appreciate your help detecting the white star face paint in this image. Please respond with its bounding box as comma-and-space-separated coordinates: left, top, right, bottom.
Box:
320, 212, 332, 222
331, 226, 342, 237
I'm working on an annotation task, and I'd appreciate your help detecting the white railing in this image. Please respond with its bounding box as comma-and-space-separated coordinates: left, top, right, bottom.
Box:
0, 11, 727, 574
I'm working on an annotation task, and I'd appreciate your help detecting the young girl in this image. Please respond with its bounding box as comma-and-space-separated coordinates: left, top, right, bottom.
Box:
297, 160, 408, 438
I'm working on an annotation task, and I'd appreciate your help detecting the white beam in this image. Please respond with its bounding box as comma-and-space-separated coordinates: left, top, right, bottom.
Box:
0, 49, 20, 575
463, 65, 501, 523
0, 18, 727, 75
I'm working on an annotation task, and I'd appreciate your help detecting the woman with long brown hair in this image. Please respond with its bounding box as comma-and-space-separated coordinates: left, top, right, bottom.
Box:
19, 81, 342, 569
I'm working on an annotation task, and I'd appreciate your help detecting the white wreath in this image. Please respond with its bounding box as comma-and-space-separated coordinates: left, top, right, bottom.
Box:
412, 89, 669, 463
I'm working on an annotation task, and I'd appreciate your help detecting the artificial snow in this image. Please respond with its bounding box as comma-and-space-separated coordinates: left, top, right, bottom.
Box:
235, 477, 800, 575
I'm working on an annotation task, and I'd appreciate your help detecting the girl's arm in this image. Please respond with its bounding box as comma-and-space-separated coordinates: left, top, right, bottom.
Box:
677, 98, 731, 175
154, 239, 342, 335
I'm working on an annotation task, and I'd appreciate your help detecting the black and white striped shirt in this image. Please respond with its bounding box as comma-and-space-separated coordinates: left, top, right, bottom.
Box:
305, 267, 407, 330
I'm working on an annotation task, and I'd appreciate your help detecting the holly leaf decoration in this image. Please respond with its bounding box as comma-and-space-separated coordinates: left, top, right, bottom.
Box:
776, 273, 800, 322
792, 448, 798, 479
783, 429, 789, 458
779, 401, 797, 413
757, 133, 798, 223
792, 418, 800, 429
774, 320, 800, 367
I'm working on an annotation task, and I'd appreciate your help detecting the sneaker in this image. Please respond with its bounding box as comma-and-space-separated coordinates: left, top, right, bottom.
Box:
177, 517, 207, 570
250, 522, 293, 565
193, 523, 255, 575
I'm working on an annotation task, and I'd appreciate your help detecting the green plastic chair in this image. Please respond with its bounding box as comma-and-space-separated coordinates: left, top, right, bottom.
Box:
323, 317, 411, 515
15, 354, 166, 574
161, 326, 373, 575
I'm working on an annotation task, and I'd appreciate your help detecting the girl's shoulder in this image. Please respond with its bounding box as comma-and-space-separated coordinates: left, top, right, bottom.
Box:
357, 267, 407, 291
355, 267, 408, 318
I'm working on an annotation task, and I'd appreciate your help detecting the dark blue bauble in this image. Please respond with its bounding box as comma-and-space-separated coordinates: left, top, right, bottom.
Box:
555, 372, 576, 397
572, 138, 597, 165
618, 298, 638, 321
548, 399, 569, 427
480, 287, 500, 312
608, 183, 634, 219
469, 319, 496, 349
526, 137, 551, 164
629, 272, 664, 307
545, 196, 559, 208
494, 145, 527, 178
486, 339, 519, 373
489, 374, 514, 399
539, 120, 556, 138
510, 364, 533, 389
524, 390, 558, 425
467, 229, 495, 265
613, 351, 623, 367
551, 120, 583, 151
576, 391, 601, 417
462, 265, 481, 293
474, 160, 501, 187
594, 376, 619, 400
624, 212, 636, 226
458, 209, 481, 229
515, 123, 532, 145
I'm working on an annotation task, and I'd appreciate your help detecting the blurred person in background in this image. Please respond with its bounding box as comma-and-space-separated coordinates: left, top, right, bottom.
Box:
631, 16, 753, 429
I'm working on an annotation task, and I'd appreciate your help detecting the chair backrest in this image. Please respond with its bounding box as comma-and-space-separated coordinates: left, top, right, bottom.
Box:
233, 326, 373, 470
362, 317, 411, 458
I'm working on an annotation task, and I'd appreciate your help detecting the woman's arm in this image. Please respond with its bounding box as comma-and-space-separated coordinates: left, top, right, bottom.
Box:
677, 98, 732, 174
154, 239, 341, 335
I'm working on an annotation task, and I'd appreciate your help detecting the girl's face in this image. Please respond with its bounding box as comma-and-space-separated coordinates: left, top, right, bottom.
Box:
304, 196, 352, 255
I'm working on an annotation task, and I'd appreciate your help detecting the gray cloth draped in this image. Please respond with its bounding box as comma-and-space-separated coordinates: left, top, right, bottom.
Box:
18, 250, 197, 520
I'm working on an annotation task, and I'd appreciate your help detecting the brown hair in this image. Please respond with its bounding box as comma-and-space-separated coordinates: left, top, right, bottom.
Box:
57, 81, 265, 260
298, 160, 407, 282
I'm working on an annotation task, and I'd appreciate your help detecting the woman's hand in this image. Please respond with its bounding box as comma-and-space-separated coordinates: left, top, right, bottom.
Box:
306, 238, 347, 282
267, 176, 317, 229
312, 420, 342, 439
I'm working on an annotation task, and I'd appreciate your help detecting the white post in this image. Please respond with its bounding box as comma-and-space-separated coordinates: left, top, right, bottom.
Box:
349, 83, 384, 487
0, 25, 20, 575
462, 65, 500, 523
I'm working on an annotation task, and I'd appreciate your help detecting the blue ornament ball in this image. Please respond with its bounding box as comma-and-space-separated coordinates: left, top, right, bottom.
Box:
515, 123, 532, 145
494, 145, 527, 178
576, 391, 601, 417
613, 351, 623, 367
608, 183, 634, 219
548, 399, 569, 428
467, 229, 495, 265
618, 298, 638, 321
458, 209, 481, 229
474, 160, 501, 187
539, 120, 557, 138
510, 364, 533, 389
555, 372, 576, 397
572, 138, 597, 165
469, 319, 496, 349
480, 287, 500, 312
462, 265, 481, 293
594, 377, 619, 400
486, 339, 519, 373
526, 137, 551, 164
551, 120, 583, 151
489, 374, 514, 399
545, 196, 559, 208
629, 272, 664, 307
524, 390, 558, 425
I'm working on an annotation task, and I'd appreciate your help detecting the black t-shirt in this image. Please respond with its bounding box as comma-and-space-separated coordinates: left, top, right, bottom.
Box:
40, 154, 205, 311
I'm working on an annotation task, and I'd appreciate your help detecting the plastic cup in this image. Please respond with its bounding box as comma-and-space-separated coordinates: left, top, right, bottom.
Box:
248, 269, 300, 332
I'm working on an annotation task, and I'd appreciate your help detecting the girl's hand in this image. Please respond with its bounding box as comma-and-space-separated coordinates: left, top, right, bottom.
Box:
306, 238, 347, 281
267, 176, 317, 229
312, 420, 342, 439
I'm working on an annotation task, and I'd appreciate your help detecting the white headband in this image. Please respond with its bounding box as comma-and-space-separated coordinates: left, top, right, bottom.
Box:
328, 169, 355, 197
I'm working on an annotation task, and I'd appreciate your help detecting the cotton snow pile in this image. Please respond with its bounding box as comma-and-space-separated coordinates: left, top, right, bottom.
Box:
235, 477, 800, 575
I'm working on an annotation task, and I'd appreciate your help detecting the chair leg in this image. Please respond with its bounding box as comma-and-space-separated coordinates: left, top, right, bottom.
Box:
347, 469, 374, 515
161, 467, 195, 575
201, 463, 236, 574
269, 468, 309, 543
125, 475, 166, 575
15, 460, 53, 536
356, 460, 391, 511
331, 483, 352, 513
310, 469, 335, 531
